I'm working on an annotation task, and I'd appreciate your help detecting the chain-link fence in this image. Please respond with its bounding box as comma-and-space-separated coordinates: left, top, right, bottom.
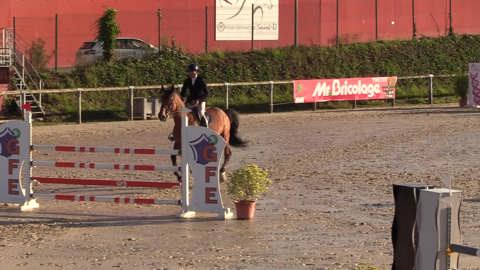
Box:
5, 0, 480, 68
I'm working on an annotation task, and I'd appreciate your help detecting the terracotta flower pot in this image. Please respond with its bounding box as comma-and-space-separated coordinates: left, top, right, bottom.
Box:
234, 200, 256, 219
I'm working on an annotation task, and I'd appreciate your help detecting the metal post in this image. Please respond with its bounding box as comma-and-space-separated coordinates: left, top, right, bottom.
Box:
157, 9, 162, 51
13, 17, 16, 58
269, 81, 274, 113
225, 82, 229, 109
375, 0, 378, 40
294, 0, 298, 47
129, 86, 134, 121
180, 108, 190, 213
251, 4, 255, 51
77, 89, 82, 124
319, 0, 322, 45
21, 54, 25, 89
38, 80, 43, 107
205, 6, 208, 54
429, 74, 433, 104
412, 0, 416, 38
447, 207, 452, 268
55, 13, 58, 71
385, 85, 395, 107
449, 0, 453, 35
21, 91, 26, 107
336, 0, 339, 47
26, 106, 33, 202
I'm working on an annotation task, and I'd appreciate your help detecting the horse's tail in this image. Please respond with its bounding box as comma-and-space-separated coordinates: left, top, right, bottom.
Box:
224, 108, 248, 147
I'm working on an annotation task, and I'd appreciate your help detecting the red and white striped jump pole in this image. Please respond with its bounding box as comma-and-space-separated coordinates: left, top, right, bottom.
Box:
35, 193, 180, 206
32, 145, 178, 156
33, 176, 179, 189
32, 160, 179, 172
19, 106, 190, 212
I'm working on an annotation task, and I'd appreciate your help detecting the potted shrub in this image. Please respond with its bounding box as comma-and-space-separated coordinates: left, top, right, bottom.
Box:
454, 76, 469, 107
227, 164, 272, 219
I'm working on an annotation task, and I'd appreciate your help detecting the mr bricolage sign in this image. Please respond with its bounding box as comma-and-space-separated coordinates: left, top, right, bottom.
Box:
294, 76, 398, 103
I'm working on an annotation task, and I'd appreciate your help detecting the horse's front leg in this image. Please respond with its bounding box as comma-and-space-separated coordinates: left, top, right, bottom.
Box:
171, 154, 182, 182
172, 139, 182, 182
220, 145, 232, 182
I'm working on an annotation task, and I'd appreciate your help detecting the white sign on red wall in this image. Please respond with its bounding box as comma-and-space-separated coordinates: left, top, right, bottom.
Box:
293, 76, 397, 103
215, 0, 279, 41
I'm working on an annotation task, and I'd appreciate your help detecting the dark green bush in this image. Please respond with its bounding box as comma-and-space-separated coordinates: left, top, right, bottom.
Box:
454, 75, 469, 98
38, 34, 480, 121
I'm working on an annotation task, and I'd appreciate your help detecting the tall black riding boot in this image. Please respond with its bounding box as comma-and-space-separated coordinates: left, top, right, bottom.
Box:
200, 116, 208, 127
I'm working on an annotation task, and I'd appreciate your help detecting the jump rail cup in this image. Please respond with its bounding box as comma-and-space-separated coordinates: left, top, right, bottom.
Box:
0, 107, 233, 219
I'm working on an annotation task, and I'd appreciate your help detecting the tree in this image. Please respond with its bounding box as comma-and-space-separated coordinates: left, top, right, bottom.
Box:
96, 8, 120, 62
27, 38, 51, 71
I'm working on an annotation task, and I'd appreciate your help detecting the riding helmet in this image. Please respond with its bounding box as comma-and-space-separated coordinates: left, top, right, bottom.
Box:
187, 63, 199, 72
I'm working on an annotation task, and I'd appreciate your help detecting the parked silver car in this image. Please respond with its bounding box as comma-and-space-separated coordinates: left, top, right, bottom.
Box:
75, 37, 158, 66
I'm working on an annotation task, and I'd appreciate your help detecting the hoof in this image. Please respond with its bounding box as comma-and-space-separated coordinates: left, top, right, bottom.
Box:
174, 172, 182, 183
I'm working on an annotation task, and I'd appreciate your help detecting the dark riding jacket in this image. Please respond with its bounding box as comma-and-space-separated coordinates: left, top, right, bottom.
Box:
180, 76, 208, 104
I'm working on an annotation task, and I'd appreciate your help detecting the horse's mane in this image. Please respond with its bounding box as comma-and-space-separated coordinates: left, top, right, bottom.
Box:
160, 85, 185, 114
161, 86, 182, 101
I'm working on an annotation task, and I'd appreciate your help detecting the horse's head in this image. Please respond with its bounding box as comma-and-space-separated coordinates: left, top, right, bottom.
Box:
158, 85, 182, 121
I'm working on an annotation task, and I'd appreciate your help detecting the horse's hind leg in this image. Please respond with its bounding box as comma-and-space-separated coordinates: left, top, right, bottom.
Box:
220, 145, 232, 182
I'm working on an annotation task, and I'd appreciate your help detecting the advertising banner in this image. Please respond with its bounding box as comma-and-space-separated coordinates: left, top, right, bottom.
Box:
467, 63, 480, 107
215, 0, 278, 40
293, 76, 397, 103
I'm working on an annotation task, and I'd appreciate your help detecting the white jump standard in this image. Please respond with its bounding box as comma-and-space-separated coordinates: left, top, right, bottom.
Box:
0, 106, 233, 219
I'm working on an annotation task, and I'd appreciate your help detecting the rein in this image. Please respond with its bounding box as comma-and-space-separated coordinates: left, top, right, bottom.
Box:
165, 94, 191, 120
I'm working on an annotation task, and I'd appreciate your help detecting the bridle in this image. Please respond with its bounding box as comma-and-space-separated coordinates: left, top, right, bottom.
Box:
162, 92, 181, 119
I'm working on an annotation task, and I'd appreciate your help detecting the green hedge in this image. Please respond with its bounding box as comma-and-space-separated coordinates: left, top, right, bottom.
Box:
39, 35, 480, 120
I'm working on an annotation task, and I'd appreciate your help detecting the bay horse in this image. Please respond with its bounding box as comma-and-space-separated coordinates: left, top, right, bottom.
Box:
158, 85, 247, 181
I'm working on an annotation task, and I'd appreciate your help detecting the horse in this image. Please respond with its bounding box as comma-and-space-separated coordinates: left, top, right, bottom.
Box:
158, 85, 247, 181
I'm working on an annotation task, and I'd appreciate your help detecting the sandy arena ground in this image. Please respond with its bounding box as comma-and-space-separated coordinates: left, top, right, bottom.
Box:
1, 106, 479, 270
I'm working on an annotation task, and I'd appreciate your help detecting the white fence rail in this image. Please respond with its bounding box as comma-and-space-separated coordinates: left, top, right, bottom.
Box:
0, 74, 465, 123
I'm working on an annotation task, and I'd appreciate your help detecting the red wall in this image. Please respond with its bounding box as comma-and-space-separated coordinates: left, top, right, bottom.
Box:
377, 0, 413, 40
415, 0, 449, 36
1, 0, 480, 67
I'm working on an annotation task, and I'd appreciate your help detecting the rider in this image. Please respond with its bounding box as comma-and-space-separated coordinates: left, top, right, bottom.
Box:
181, 63, 208, 127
